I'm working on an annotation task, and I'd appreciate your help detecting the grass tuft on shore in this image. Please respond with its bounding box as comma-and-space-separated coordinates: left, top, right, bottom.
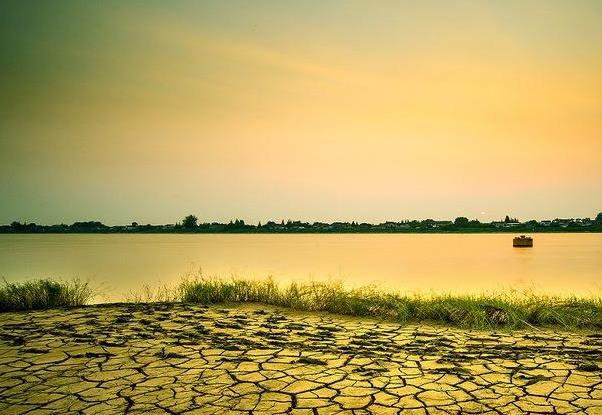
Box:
2, 277, 600, 330
179, 277, 602, 329
0, 279, 93, 312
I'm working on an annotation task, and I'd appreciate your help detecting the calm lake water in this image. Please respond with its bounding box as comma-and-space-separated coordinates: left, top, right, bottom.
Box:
0, 233, 601, 302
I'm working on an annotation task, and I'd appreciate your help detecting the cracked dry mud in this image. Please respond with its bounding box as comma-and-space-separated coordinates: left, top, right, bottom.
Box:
1, 303, 601, 415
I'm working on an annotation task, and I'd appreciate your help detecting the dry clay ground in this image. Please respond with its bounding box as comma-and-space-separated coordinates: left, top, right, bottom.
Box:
0, 303, 601, 415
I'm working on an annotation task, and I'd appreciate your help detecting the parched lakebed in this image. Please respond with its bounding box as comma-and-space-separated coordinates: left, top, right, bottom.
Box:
0, 303, 601, 414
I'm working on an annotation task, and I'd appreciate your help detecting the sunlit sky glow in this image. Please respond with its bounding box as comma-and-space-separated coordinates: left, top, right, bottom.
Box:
1, 1, 601, 224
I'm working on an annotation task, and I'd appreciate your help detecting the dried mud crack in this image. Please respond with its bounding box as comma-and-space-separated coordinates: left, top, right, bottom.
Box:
1, 303, 601, 414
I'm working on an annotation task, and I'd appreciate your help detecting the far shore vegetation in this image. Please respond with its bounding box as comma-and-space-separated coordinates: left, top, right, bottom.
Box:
2, 277, 600, 331
3, 212, 602, 234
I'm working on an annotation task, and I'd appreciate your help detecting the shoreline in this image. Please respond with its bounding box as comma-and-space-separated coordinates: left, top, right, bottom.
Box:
3, 229, 602, 234
2, 278, 601, 331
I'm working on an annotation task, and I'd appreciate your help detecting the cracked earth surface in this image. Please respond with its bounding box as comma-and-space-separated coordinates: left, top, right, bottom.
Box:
0, 303, 601, 414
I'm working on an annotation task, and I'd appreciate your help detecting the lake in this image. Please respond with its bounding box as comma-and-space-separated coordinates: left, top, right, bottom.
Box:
0, 233, 600, 302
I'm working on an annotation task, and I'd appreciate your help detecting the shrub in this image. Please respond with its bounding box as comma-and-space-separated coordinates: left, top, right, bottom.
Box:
0, 279, 93, 312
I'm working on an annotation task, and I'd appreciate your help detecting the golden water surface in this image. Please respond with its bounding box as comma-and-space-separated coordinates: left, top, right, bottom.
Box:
0, 233, 600, 302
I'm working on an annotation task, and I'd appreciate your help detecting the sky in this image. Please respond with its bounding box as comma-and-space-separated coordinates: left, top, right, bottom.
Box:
1, 1, 601, 225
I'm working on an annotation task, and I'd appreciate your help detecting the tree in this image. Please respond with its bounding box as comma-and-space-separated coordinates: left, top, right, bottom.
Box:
454, 217, 469, 227
504, 215, 511, 223
596, 212, 602, 223
71, 221, 106, 230
182, 215, 198, 229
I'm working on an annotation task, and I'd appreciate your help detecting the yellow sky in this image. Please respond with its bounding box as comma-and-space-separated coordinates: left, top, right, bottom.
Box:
0, 1, 601, 224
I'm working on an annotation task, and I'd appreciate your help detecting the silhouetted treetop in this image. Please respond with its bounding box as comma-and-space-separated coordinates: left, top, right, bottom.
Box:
182, 215, 198, 228
454, 217, 469, 226
71, 221, 106, 229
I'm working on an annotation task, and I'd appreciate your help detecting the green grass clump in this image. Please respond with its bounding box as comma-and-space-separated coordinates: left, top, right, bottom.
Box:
3, 276, 599, 330
0, 279, 93, 312
179, 277, 602, 330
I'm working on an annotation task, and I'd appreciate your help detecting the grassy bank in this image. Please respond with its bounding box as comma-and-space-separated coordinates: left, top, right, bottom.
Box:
0, 279, 93, 312
179, 278, 602, 330
2, 277, 600, 330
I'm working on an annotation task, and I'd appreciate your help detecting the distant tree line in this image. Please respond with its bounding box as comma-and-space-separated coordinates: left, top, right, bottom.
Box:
2, 213, 602, 234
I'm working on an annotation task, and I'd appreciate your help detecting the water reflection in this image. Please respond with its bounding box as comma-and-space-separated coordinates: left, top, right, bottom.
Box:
0, 233, 600, 302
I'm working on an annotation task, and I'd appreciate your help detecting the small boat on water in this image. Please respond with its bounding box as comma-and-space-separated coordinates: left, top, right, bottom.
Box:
513, 235, 533, 247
